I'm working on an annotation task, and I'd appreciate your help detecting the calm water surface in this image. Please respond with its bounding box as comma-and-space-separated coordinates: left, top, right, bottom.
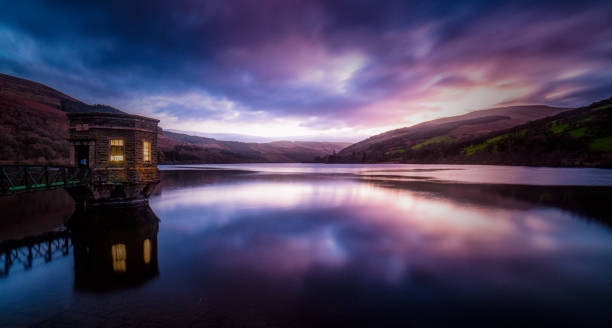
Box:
1, 164, 612, 327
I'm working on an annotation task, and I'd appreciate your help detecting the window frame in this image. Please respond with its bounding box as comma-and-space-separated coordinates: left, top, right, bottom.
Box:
109, 138, 125, 162
143, 141, 151, 162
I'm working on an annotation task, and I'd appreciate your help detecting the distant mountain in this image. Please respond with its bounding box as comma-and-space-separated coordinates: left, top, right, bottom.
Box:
332, 98, 612, 167
160, 130, 349, 163
0, 73, 347, 165
166, 129, 358, 143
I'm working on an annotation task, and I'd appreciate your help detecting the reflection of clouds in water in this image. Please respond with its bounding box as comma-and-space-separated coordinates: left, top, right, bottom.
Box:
153, 179, 515, 243
154, 182, 320, 210
150, 177, 612, 287
218, 227, 348, 278
161, 163, 612, 186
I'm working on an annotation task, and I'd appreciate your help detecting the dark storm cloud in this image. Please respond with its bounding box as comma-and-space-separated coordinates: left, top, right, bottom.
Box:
1, 0, 611, 138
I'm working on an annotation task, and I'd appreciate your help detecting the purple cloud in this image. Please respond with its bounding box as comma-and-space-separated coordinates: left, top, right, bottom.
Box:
0, 0, 610, 140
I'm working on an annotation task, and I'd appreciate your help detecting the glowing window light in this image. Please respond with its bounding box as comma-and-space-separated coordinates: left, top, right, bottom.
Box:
110, 139, 124, 162
143, 238, 151, 264
111, 243, 127, 272
143, 141, 151, 162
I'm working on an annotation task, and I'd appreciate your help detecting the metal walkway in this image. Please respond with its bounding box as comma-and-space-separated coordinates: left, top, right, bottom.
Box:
0, 165, 89, 195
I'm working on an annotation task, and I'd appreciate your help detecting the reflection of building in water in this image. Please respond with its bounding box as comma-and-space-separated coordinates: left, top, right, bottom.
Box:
68, 206, 159, 291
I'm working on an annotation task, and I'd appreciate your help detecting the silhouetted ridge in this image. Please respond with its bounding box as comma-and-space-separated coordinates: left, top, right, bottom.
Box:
60, 99, 124, 114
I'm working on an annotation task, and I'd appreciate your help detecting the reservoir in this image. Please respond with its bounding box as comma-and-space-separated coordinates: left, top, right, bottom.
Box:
2, 164, 612, 327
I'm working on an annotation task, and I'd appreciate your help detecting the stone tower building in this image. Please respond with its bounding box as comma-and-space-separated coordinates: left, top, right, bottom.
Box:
66, 112, 160, 206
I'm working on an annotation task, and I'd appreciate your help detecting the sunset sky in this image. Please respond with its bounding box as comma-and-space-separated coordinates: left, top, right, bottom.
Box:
1, 0, 611, 142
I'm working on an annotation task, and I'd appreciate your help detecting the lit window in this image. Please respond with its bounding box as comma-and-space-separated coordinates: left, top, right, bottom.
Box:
143, 141, 151, 162
143, 239, 151, 264
110, 139, 124, 161
111, 243, 127, 272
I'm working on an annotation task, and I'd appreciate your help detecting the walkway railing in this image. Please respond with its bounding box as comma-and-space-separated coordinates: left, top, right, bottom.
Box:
0, 165, 90, 195
0, 230, 71, 277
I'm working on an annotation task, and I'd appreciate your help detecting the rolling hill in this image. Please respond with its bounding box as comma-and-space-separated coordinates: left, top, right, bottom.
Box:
336, 105, 570, 162
159, 131, 349, 163
332, 98, 612, 167
0, 73, 348, 165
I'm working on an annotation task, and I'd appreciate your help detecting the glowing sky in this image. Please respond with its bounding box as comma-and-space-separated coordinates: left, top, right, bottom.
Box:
1, 0, 611, 141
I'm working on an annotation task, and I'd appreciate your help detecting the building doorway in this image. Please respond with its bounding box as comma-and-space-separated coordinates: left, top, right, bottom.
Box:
75, 145, 90, 167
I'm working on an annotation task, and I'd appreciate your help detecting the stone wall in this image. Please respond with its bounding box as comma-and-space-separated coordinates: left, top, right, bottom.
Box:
67, 112, 159, 185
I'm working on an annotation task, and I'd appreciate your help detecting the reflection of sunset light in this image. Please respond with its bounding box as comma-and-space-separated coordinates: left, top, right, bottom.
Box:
151, 175, 609, 284
524, 215, 556, 232
155, 179, 517, 255
161, 164, 612, 186
220, 228, 348, 277
156, 182, 320, 210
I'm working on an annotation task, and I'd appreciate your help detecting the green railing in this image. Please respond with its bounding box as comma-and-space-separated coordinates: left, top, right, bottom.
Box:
0, 166, 90, 195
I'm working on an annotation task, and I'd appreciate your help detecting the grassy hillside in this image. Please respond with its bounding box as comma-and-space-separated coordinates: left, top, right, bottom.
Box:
338, 105, 570, 160
0, 93, 70, 165
333, 98, 612, 167
0, 73, 80, 165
